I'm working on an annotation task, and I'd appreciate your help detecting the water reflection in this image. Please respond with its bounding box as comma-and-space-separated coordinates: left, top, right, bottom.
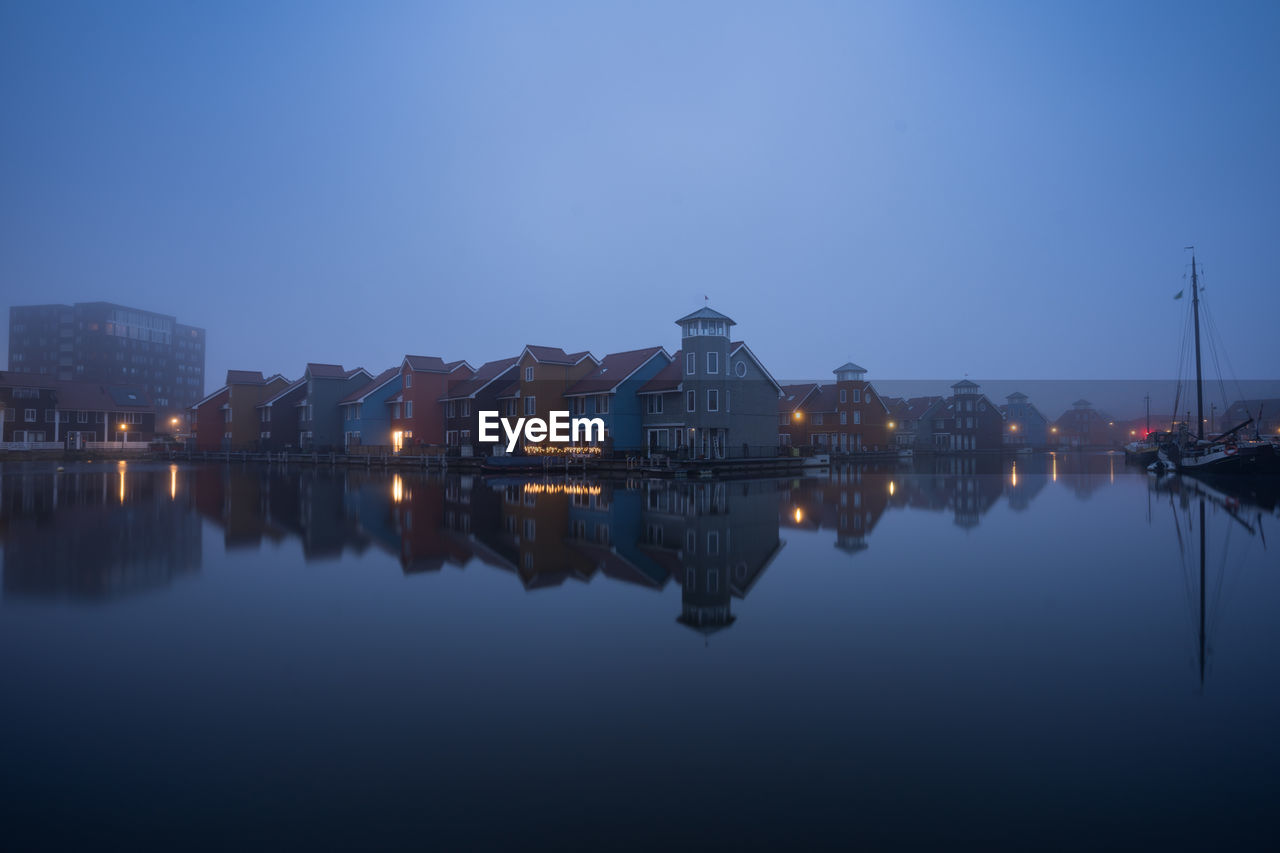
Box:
0, 462, 202, 600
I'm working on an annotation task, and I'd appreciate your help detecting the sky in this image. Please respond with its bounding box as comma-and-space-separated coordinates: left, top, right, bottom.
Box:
2, 0, 1278, 392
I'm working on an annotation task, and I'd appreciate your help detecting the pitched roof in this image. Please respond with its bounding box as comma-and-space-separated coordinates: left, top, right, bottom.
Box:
54, 381, 154, 412
637, 350, 683, 393
305, 363, 348, 379
492, 379, 520, 399
952, 379, 980, 391
339, 368, 400, 405
258, 378, 307, 407
675, 307, 736, 325
730, 341, 782, 392
779, 383, 821, 413
522, 345, 596, 365
833, 362, 867, 374
440, 357, 519, 401
564, 347, 667, 396
225, 370, 267, 385
904, 396, 943, 420
403, 355, 471, 373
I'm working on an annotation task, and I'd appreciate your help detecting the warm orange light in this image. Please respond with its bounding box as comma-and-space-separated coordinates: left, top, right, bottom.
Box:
793, 507, 803, 524
119, 423, 128, 432
1130, 430, 1136, 436
392, 430, 404, 453
1051, 427, 1058, 433
1009, 424, 1018, 432
171, 417, 179, 426
169, 464, 178, 500
793, 411, 803, 422
888, 481, 895, 496
392, 473, 404, 504
1011, 462, 1018, 487
887, 421, 896, 429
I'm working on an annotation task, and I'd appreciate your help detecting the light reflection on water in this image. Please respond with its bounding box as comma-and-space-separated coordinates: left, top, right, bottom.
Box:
1, 456, 1278, 848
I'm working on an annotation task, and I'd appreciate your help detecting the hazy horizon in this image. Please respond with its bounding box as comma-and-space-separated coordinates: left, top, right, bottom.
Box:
3, 1, 1278, 389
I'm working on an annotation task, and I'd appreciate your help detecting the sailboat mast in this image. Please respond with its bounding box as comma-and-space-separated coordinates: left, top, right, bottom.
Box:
1199, 498, 1206, 687
1190, 251, 1205, 441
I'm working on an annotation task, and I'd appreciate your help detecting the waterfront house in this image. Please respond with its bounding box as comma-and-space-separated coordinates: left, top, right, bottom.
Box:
1000, 391, 1050, 448
637, 308, 782, 459
883, 396, 943, 449
562, 346, 671, 453
439, 356, 519, 455
338, 368, 402, 451
829, 362, 891, 452
256, 378, 306, 450
297, 364, 373, 451
223, 371, 290, 450
389, 355, 473, 452
1, 373, 156, 445
511, 345, 599, 439
913, 380, 1004, 452
777, 383, 824, 448
1050, 399, 1121, 448
191, 386, 231, 451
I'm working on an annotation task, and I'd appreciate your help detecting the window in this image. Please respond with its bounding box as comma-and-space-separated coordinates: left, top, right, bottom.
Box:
707, 531, 719, 555
572, 397, 586, 416
814, 413, 823, 426
24, 408, 36, 422
597, 395, 610, 414
707, 351, 718, 374
405, 372, 412, 388
853, 388, 862, 403
686, 390, 696, 413
447, 400, 456, 418
840, 412, 848, 425
446, 430, 458, 446
646, 395, 663, 415
735, 361, 746, 378
686, 353, 695, 375
707, 569, 719, 594
854, 411, 861, 425
523, 518, 536, 541
525, 366, 534, 382
725, 390, 730, 412
780, 413, 789, 426
707, 389, 719, 412
840, 389, 847, 403
405, 401, 413, 418
78, 411, 87, 423
525, 396, 536, 416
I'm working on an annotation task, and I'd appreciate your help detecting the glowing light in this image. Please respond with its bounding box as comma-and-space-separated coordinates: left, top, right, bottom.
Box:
1130, 430, 1136, 436
793, 507, 803, 524
1052, 454, 1057, 482
392, 430, 404, 453
117, 460, 127, 504
171, 417, 179, 426
1051, 427, 1058, 434
793, 411, 803, 421
1009, 424, 1018, 432
169, 463, 178, 500
1011, 462, 1017, 487
522, 483, 603, 496
523, 444, 603, 456
887, 421, 895, 429
392, 473, 404, 504
888, 481, 896, 496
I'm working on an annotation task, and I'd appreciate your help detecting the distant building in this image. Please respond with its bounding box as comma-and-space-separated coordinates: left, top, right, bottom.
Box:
1051, 399, 1122, 448
390, 355, 473, 451
256, 378, 307, 451
440, 357, 519, 455
0, 372, 156, 444
883, 395, 943, 449
776, 364, 891, 452
913, 380, 1004, 452
1000, 391, 1049, 448
8, 302, 205, 426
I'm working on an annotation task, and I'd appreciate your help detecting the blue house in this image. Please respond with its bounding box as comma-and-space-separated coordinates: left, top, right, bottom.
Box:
338, 367, 401, 450
562, 346, 670, 453
1000, 391, 1049, 448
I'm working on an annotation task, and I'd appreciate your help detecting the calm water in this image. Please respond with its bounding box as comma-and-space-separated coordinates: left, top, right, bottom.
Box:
2, 456, 1278, 850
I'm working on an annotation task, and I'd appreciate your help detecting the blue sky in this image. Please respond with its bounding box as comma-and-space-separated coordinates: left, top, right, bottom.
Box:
2, 0, 1277, 389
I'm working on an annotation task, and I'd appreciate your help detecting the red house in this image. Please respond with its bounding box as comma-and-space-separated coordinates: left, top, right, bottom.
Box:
388, 355, 473, 451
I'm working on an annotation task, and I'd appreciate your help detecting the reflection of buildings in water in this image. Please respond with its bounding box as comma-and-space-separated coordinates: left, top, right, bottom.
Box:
0, 465, 201, 600
641, 480, 783, 635
890, 456, 1005, 529
779, 466, 890, 554
1046, 450, 1122, 501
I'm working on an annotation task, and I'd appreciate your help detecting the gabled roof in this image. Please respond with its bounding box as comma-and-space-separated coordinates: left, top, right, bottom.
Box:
339, 368, 400, 405
226, 370, 267, 385
903, 396, 944, 420
675, 307, 735, 325
730, 341, 783, 392
833, 361, 867, 374
637, 350, 683, 394
779, 383, 821, 413
345, 367, 371, 380
564, 347, 668, 396
258, 378, 307, 407
1007, 391, 1029, 401
952, 379, 980, 391
521, 345, 597, 366
305, 363, 348, 379
440, 357, 519, 401
402, 355, 472, 373
191, 385, 231, 409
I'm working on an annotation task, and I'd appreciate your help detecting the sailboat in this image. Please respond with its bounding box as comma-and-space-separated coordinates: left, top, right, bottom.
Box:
1151, 250, 1276, 477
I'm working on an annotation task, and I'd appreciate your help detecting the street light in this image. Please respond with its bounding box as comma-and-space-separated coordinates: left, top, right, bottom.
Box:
118, 423, 128, 446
